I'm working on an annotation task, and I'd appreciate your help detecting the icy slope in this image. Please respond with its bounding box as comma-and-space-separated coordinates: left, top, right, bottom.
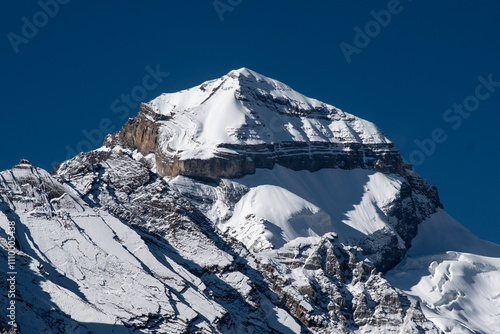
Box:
147, 67, 390, 160
216, 166, 404, 252
387, 210, 500, 333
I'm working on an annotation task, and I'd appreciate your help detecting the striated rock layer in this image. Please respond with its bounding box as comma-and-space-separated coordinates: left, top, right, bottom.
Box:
105, 68, 405, 179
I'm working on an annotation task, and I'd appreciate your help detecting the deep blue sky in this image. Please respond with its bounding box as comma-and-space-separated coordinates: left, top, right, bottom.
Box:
1, 1, 499, 244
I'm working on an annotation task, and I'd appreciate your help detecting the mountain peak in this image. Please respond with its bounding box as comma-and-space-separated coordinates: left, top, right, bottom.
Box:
225, 67, 315, 103
4, 67, 497, 334
225, 67, 282, 88
145, 68, 391, 146
106, 69, 402, 179
227, 66, 260, 77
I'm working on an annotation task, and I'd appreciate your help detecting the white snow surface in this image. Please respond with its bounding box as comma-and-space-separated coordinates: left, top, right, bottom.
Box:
217, 165, 405, 252
387, 209, 500, 334
0, 165, 224, 333
147, 68, 391, 160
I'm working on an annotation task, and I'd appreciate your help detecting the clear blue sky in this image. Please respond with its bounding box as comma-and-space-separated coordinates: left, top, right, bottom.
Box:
1, 1, 499, 244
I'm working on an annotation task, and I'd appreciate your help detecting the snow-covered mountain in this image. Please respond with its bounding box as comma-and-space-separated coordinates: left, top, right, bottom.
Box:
1, 68, 499, 333
106, 68, 404, 179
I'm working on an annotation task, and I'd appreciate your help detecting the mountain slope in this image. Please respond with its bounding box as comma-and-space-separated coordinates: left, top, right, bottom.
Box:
104, 68, 442, 273
386, 210, 500, 333
1, 68, 498, 333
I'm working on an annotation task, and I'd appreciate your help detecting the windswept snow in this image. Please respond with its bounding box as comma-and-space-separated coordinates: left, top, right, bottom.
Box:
222, 185, 332, 251
219, 165, 405, 252
148, 68, 391, 160
387, 210, 500, 334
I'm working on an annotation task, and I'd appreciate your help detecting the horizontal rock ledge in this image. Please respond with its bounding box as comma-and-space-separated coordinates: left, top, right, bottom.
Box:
105, 106, 406, 180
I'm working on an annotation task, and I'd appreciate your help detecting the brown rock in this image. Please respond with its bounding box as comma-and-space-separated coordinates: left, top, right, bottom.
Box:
105, 104, 406, 180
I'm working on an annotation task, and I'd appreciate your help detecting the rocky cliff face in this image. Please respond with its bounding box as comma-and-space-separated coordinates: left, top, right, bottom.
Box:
107, 106, 405, 179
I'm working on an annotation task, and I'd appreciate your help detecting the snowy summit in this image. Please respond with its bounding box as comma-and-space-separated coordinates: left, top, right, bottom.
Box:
106, 68, 403, 179
146, 67, 390, 160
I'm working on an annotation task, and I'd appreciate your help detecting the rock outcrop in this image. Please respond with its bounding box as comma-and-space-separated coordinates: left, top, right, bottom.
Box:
106, 103, 405, 179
